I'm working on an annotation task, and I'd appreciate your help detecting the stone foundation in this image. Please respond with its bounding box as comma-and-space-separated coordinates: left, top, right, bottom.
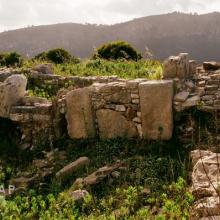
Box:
1, 53, 220, 149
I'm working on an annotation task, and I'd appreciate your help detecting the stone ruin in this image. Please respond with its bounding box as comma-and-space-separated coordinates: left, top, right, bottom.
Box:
0, 67, 175, 149
0, 53, 215, 148
2, 53, 220, 218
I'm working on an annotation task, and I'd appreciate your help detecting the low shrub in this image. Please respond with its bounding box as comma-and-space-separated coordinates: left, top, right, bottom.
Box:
93, 41, 142, 61
0, 52, 23, 67
35, 48, 80, 64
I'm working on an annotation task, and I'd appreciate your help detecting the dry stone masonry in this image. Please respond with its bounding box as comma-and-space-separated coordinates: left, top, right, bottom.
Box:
191, 150, 220, 218
139, 80, 173, 140
0, 53, 220, 149
0, 53, 219, 149
66, 79, 174, 140
2, 54, 220, 218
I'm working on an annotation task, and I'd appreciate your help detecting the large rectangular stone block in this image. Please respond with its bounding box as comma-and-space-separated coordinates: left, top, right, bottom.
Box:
96, 109, 138, 139
66, 87, 96, 139
139, 80, 173, 140
0, 74, 27, 118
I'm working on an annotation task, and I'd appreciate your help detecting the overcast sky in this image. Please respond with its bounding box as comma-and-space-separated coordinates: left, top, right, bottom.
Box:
0, 0, 220, 32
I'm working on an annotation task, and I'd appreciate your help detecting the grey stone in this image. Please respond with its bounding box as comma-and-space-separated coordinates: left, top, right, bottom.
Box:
56, 157, 90, 180
0, 74, 27, 118
66, 87, 96, 139
139, 80, 173, 140
96, 109, 138, 139
174, 91, 189, 102
182, 96, 200, 108
115, 105, 126, 112
33, 63, 54, 75
203, 62, 220, 71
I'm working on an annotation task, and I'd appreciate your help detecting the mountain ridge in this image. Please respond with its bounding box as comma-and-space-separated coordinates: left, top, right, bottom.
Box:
1, 12, 220, 62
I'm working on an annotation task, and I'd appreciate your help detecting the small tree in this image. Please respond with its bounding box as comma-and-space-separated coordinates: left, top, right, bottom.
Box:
35, 48, 80, 64
0, 53, 6, 66
93, 41, 142, 61
46, 48, 72, 64
4, 52, 23, 67
34, 51, 48, 61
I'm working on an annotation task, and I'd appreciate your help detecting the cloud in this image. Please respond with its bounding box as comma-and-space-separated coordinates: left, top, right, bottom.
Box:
0, 0, 220, 32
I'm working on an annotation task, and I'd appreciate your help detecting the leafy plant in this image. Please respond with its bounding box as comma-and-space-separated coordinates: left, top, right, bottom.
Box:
93, 41, 142, 61
0, 52, 23, 67
35, 48, 80, 64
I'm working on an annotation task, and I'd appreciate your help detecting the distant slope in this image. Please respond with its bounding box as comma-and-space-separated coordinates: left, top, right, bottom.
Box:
1, 12, 220, 62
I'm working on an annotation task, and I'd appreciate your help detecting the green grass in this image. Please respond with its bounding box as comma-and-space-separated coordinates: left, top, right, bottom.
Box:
0, 58, 195, 219
22, 59, 163, 79
0, 138, 193, 219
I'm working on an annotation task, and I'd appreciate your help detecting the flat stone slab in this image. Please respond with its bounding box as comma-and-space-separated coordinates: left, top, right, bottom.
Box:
56, 157, 90, 180
203, 62, 220, 71
182, 96, 200, 108
174, 91, 189, 102
66, 87, 96, 139
139, 80, 173, 140
96, 109, 138, 139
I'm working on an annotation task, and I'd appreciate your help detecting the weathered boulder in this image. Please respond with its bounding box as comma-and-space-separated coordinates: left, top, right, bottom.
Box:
189, 60, 197, 76
66, 87, 96, 139
0, 74, 27, 118
96, 109, 138, 139
200, 216, 220, 220
21, 96, 50, 106
69, 189, 89, 202
203, 62, 220, 71
33, 63, 54, 75
182, 96, 200, 108
174, 91, 189, 102
56, 157, 90, 180
139, 80, 173, 140
191, 150, 220, 199
194, 197, 220, 218
163, 53, 190, 79
191, 150, 220, 218
178, 53, 189, 78
96, 82, 131, 104
163, 56, 179, 79
73, 162, 122, 188
10, 175, 38, 189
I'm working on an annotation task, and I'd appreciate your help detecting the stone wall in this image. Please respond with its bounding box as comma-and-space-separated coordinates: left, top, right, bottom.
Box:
66, 79, 173, 140
2, 57, 220, 219
2, 53, 220, 150
0, 67, 175, 149
163, 55, 220, 219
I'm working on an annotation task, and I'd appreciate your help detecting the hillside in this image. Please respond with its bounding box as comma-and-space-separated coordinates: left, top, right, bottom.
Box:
1, 12, 220, 62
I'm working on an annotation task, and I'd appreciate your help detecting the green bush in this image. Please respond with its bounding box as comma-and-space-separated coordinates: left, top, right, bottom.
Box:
93, 41, 142, 61
34, 51, 47, 61
0, 52, 23, 67
0, 178, 193, 219
35, 48, 80, 64
46, 48, 72, 64
0, 53, 5, 66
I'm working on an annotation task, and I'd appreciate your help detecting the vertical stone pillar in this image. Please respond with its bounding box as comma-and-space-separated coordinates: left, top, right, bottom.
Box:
139, 80, 173, 140
66, 87, 96, 139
